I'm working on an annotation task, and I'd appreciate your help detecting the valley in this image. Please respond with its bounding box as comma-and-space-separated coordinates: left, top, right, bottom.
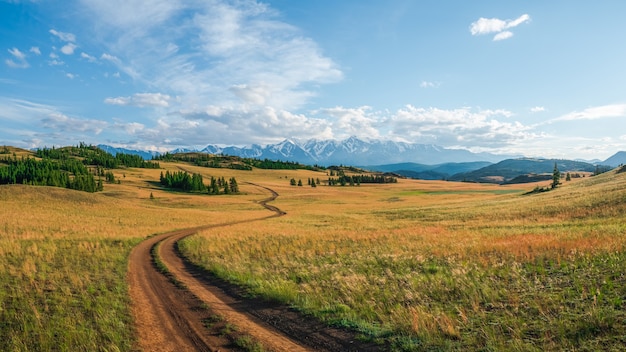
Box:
1, 146, 626, 350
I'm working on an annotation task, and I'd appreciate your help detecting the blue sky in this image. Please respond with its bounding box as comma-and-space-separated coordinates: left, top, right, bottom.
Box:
1, 0, 625, 160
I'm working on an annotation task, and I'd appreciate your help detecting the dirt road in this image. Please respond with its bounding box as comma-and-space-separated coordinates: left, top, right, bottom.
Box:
128, 184, 377, 351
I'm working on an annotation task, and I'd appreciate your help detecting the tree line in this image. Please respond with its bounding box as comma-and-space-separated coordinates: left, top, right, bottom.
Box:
327, 174, 398, 186
159, 170, 239, 194
154, 152, 325, 171
0, 155, 101, 192
290, 174, 398, 187
242, 158, 324, 171
36, 143, 160, 169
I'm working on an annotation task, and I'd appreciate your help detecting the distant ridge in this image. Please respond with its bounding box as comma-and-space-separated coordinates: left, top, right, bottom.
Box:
101, 137, 510, 166
448, 158, 600, 184
604, 151, 626, 167
97, 145, 160, 160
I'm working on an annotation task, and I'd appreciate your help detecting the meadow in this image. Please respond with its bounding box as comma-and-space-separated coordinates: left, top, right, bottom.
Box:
0, 159, 266, 351
2, 147, 626, 351
179, 168, 626, 351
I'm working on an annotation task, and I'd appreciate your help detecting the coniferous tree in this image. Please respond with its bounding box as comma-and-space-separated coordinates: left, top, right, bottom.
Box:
229, 177, 239, 193
551, 162, 561, 189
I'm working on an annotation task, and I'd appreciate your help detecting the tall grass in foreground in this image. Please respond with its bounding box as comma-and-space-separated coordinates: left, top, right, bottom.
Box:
180, 171, 626, 350
0, 179, 260, 351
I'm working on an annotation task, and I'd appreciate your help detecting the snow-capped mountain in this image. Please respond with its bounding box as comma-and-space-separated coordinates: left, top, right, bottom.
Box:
192, 137, 509, 166
100, 137, 510, 165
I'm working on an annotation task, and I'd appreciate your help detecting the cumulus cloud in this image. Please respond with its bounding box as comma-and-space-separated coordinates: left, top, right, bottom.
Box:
470, 14, 530, 41
104, 93, 172, 107
315, 106, 381, 140
388, 106, 522, 146
30, 47, 41, 55
5, 47, 29, 68
61, 43, 78, 55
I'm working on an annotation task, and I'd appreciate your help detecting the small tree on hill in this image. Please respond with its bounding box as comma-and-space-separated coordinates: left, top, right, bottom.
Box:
551, 162, 561, 189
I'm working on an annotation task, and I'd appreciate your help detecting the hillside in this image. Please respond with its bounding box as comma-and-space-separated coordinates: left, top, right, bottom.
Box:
604, 151, 626, 167
449, 158, 600, 184
364, 161, 492, 180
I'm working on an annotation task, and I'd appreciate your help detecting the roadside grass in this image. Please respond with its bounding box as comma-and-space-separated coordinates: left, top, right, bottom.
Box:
179, 170, 626, 350
0, 173, 261, 351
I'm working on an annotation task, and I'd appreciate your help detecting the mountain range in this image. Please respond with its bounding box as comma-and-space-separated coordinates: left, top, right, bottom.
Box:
98, 137, 624, 184
101, 137, 512, 166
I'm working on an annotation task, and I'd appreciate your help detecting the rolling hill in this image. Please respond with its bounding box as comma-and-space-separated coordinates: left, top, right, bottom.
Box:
448, 158, 600, 184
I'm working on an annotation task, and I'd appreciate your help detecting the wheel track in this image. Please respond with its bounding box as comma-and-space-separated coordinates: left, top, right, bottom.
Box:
129, 183, 378, 351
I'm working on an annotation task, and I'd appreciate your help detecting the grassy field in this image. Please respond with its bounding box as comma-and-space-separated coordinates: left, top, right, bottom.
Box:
2, 150, 626, 351
179, 169, 626, 351
0, 161, 266, 351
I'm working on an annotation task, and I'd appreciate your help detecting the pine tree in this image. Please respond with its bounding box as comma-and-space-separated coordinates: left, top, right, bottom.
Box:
551, 162, 561, 189
229, 177, 239, 193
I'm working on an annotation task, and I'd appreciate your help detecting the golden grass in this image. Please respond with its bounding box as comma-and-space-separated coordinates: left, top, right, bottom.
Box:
0, 163, 272, 351
180, 170, 626, 350
3, 154, 626, 351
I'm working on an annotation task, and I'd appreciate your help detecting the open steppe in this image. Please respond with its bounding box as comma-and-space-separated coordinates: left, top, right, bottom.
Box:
2, 150, 626, 351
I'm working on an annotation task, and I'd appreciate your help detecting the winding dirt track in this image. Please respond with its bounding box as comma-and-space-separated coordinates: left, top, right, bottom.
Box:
128, 184, 376, 351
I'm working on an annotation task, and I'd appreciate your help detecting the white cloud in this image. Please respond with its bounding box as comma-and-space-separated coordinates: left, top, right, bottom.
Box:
48, 59, 64, 66
0, 97, 110, 146
230, 83, 271, 105
551, 104, 626, 122
30, 47, 41, 55
164, 105, 333, 146
420, 81, 440, 88
316, 106, 381, 140
66, 73, 77, 79
470, 18, 507, 35
42, 112, 107, 134
493, 31, 514, 41
61, 43, 78, 55
104, 93, 172, 107
470, 14, 530, 41
383, 106, 530, 148
100, 53, 120, 63
81, 0, 341, 111
49, 29, 76, 42
530, 106, 545, 113
80, 52, 97, 62
8, 47, 26, 60
5, 48, 29, 68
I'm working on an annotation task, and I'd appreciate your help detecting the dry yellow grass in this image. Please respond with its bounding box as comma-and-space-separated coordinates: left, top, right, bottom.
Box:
3, 153, 626, 350
180, 169, 626, 350
0, 162, 273, 351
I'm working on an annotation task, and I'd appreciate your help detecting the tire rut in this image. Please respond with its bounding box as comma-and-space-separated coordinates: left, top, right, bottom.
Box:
128, 183, 380, 351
